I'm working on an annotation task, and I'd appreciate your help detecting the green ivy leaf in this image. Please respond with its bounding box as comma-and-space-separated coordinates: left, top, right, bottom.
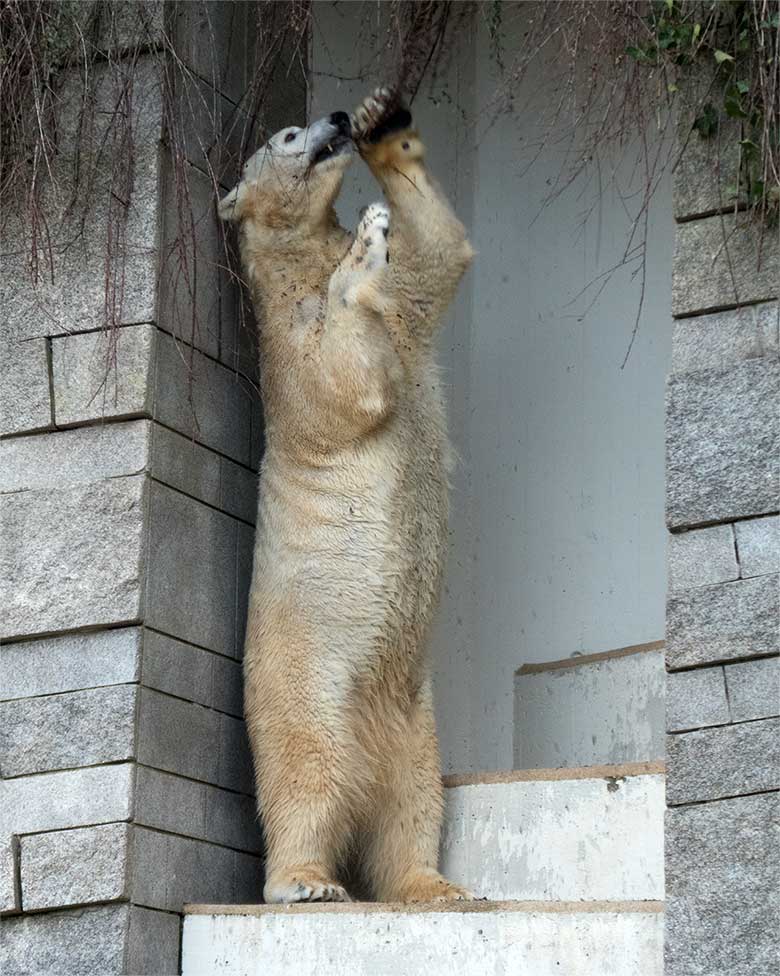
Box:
736, 80, 749, 94
693, 103, 718, 138
714, 49, 734, 63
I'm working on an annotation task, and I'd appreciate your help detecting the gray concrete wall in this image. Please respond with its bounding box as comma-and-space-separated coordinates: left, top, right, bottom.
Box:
0, 3, 304, 972
664, 82, 780, 975
311, 2, 672, 773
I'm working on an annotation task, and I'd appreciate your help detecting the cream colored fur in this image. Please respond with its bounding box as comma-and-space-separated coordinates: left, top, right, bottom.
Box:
220, 92, 474, 905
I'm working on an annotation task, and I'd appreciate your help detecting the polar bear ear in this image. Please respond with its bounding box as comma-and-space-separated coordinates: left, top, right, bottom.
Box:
217, 185, 240, 222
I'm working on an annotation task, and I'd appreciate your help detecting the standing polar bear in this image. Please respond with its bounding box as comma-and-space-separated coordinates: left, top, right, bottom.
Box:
219, 89, 473, 904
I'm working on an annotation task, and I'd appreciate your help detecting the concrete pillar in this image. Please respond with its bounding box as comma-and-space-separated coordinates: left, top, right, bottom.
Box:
0, 3, 305, 971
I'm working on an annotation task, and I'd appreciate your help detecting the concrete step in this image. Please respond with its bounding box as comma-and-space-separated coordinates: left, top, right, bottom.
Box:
182, 900, 664, 975
442, 761, 664, 901
514, 640, 665, 769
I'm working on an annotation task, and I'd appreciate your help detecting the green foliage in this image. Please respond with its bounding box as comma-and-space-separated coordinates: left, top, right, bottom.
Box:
626, 0, 779, 217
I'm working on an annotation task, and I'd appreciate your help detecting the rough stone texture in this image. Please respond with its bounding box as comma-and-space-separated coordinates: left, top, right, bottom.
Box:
0, 421, 150, 494
666, 793, 780, 976
673, 71, 741, 221
0, 838, 19, 914
0, 338, 51, 436
153, 330, 254, 466
131, 826, 263, 913
666, 717, 780, 805
736, 515, 780, 579
666, 667, 729, 733
0, 686, 137, 777
0, 628, 141, 701
0, 904, 130, 976
725, 657, 780, 723
667, 524, 738, 591
141, 629, 243, 716
666, 574, 779, 669
150, 422, 221, 508
672, 213, 779, 317
20, 824, 130, 911
135, 765, 261, 854
671, 302, 779, 375
127, 906, 181, 976
0, 475, 147, 640
52, 325, 156, 425
1, 764, 134, 837
666, 357, 780, 528
145, 481, 238, 655
1, 62, 162, 345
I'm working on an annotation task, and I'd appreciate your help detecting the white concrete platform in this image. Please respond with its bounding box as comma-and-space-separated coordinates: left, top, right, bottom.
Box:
182, 900, 664, 976
441, 762, 664, 901
514, 641, 665, 768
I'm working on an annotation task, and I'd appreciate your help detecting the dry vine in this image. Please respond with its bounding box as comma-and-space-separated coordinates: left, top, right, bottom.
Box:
1, 0, 777, 370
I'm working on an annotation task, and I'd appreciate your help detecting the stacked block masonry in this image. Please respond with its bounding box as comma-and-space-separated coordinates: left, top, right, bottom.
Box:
1, 3, 305, 973
665, 86, 780, 976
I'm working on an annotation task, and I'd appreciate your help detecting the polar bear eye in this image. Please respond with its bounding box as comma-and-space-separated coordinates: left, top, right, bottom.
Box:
284, 131, 297, 144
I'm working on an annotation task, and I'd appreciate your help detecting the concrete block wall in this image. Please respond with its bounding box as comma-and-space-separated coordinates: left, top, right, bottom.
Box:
0, 4, 304, 972
665, 94, 780, 976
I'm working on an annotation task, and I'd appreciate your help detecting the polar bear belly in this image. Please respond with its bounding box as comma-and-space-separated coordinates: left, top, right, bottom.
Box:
253, 397, 449, 686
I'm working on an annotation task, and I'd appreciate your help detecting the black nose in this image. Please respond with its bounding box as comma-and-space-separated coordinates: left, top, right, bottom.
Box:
329, 111, 351, 135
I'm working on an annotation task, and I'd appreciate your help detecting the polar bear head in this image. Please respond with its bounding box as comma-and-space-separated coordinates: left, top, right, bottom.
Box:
218, 111, 353, 233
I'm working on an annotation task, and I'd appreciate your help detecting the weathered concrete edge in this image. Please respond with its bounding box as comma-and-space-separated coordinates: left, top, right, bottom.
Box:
516, 640, 665, 676
184, 899, 666, 917
442, 760, 666, 789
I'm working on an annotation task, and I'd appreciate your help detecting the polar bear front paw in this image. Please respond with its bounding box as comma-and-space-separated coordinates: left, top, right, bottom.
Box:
352, 87, 411, 145
264, 867, 352, 904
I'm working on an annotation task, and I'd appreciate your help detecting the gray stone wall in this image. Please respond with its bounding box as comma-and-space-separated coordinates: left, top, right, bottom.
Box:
0, 4, 304, 972
665, 97, 780, 976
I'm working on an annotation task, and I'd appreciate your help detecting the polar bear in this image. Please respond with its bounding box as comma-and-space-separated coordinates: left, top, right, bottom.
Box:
219, 89, 473, 904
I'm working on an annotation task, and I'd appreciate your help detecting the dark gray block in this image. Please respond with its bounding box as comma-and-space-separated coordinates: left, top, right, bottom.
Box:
667, 717, 780, 805
666, 793, 780, 976
150, 422, 221, 509
145, 481, 237, 656
667, 574, 779, 669
666, 358, 780, 528
153, 331, 253, 467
